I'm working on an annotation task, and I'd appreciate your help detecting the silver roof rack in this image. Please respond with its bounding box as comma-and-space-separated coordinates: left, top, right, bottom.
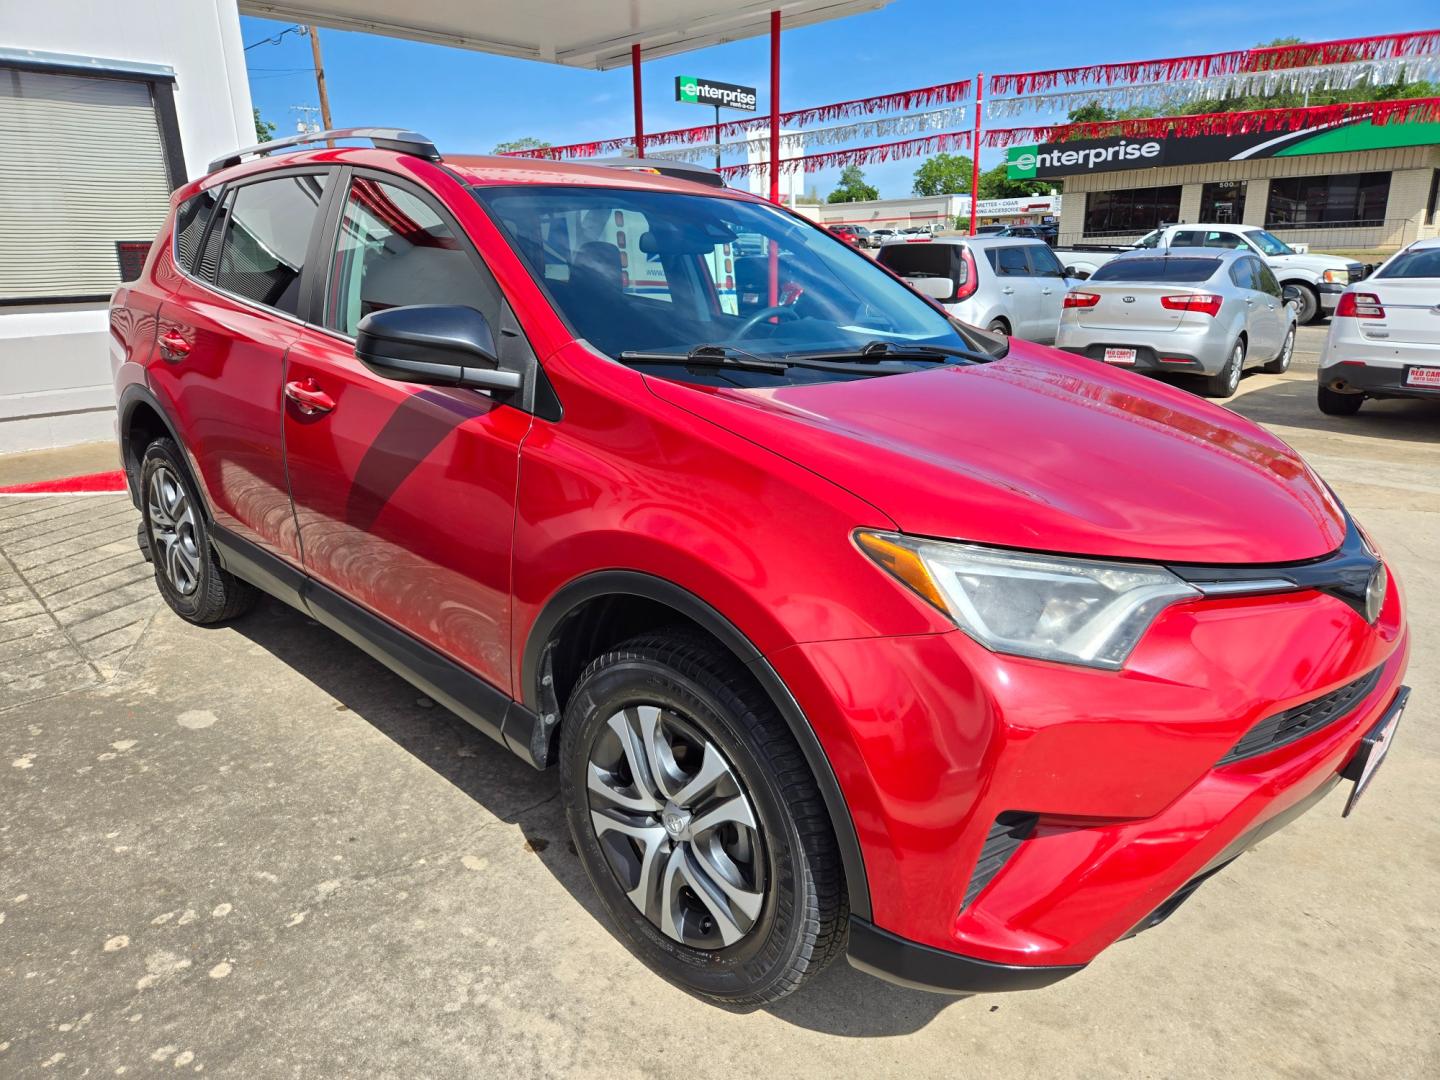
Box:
207, 127, 440, 174
588, 157, 727, 188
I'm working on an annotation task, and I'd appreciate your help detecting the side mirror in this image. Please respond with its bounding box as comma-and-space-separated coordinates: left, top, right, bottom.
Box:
907, 276, 954, 299
355, 305, 522, 392
1063, 265, 1078, 277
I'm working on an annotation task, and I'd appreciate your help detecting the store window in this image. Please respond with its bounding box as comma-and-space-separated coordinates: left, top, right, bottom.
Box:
1265, 172, 1390, 228
1199, 181, 1247, 224
0, 61, 183, 303
1083, 186, 1182, 237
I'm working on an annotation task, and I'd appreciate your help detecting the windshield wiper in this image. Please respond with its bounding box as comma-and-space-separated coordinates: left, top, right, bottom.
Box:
618, 343, 788, 372
786, 339, 998, 365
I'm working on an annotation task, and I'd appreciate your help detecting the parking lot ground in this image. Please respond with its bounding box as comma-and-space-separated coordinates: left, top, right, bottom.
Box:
2, 342, 1438, 1078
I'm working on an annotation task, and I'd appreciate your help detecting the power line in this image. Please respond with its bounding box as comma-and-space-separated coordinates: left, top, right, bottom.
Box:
245, 24, 307, 51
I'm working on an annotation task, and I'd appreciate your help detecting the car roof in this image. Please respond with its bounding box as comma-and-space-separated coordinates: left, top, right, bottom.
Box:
921, 236, 1046, 247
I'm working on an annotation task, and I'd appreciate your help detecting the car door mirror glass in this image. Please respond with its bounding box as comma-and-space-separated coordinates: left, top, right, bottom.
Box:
354, 304, 521, 392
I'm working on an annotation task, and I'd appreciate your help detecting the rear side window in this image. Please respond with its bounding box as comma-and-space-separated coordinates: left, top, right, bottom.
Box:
1376, 248, 1440, 278
1090, 257, 1221, 283
174, 190, 220, 276
213, 173, 328, 315
325, 176, 500, 337
987, 246, 1030, 276
1228, 258, 1257, 289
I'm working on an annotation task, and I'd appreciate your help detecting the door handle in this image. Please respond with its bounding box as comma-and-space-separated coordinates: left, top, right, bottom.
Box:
1244, 297, 1255, 305
284, 377, 336, 415
1002, 287, 1015, 295
158, 329, 192, 361
1041, 288, 1054, 295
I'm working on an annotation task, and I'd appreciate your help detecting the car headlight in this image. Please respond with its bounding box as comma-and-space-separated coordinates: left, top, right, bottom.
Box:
1322, 269, 1347, 284
856, 531, 1200, 669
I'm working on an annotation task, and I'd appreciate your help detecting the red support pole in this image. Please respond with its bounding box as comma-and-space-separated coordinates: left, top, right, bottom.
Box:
969, 73, 982, 236
632, 43, 645, 158
768, 10, 781, 205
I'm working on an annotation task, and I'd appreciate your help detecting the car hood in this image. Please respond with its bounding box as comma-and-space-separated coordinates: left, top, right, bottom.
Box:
1269, 252, 1353, 272
646, 345, 1345, 564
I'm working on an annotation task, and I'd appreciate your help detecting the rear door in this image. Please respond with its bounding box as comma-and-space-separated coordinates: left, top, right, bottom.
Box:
281, 169, 530, 693
152, 169, 333, 561
1023, 242, 1068, 344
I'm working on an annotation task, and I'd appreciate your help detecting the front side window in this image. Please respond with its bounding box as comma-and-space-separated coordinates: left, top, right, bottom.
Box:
473, 185, 961, 362
213, 173, 328, 315
1255, 261, 1282, 297
326, 177, 499, 337
1025, 244, 1066, 277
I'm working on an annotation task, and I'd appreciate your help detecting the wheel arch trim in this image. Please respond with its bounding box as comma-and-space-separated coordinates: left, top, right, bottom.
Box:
521, 569, 872, 921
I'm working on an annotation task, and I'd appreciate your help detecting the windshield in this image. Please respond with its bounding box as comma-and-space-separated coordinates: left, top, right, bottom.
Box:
1089, 256, 1221, 283
471, 185, 966, 363
1244, 230, 1295, 257
1376, 247, 1440, 278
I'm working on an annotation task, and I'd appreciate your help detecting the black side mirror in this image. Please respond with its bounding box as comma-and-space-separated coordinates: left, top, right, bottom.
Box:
355, 305, 522, 392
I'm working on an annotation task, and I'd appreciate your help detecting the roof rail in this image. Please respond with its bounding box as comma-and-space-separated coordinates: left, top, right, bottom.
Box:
588, 157, 727, 188
207, 128, 441, 174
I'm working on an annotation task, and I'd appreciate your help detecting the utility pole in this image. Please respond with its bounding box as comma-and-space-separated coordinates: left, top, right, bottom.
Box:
308, 25, 333, 131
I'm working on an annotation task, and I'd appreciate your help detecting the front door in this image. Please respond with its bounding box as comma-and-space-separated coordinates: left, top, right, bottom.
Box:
152, 169, 332, 561
1022, 242, 1069, 344
282, 171, 530, 692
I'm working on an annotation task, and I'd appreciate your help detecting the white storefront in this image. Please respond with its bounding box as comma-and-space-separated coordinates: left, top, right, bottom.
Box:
813, 193, 1060, 231
1, 1, 253, 453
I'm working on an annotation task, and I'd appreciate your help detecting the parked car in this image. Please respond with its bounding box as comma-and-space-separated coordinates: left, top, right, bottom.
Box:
827, 224, 867, 248
1317, 238, 1440, 416
1056, 248, 1298, 398
869, 227, 898, 245
994, 223, 1057, 245
1055, 223, 1364, 323
877, 236, 1074, 343
112, 127, 1410, 1009
973, 224, 1006, 236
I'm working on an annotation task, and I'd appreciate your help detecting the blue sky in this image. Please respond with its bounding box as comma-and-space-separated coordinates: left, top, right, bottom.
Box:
243, 0, 1432, 198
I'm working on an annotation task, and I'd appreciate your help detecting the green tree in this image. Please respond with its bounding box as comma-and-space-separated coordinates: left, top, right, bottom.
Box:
253, 108, 276, 144
491, 136, 552, 154
826, 165, 879, 203
978, 162, 1058, 199
911, 152, 975, 196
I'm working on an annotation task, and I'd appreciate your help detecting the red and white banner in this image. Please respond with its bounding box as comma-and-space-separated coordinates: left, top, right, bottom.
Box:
989, 29, 1440, 95
717, 131, 971, 179
980, 96, 1440, 147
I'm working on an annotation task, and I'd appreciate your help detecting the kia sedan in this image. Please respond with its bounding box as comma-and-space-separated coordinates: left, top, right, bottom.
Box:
1056, 248, 1298, 398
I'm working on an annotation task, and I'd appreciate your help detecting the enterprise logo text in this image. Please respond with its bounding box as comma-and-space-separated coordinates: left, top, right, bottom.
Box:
1012, 140, 1161, 173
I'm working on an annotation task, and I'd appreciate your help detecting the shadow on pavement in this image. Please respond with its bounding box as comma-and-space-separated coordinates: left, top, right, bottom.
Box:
1225, 378, 1440, 444
229, 595, 960, 1037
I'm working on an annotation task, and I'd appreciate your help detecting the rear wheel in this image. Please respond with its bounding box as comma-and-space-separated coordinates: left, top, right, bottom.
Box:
560, 630, 846, 1006
1261, 326, 1295, 374
986, 319, 1010, 337
140, 438, 256, 624
1318, 384, 1364, 416
1203, 339, 1246, 398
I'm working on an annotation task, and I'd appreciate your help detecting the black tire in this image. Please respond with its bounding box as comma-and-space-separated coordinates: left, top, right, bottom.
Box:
140, 438, 257, 625
986, 319, 1010, 337
1318, 384, 1364, 416
560, 629, 846, 1007
1288, 283, 1320, 325
1203, 338, 1246, 398
1261, 325, 1295, 374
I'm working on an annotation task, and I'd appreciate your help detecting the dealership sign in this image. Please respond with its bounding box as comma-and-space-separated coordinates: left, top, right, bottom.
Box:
1007, 118, 1440, 179
675, 76, 757, 112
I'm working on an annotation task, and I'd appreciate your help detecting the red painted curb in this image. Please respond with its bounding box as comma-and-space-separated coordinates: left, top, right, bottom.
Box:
0, 470, 127, 494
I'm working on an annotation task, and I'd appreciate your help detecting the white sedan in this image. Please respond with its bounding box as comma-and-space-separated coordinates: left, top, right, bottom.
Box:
1317, 238, 1440, 415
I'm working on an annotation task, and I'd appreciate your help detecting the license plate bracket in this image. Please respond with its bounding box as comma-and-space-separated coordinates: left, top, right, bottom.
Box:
1103, 347, 1137, 365
1341, 686, 1409, 817
1403, 366, 1440, 389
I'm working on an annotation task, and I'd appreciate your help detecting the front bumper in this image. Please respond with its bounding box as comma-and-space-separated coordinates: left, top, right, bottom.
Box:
772, 568, 1409, 991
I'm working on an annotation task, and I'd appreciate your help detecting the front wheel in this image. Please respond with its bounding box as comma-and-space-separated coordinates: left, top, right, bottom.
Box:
1261, 326, 1295, 374
560, 630, 846, 1006
986, 319, 1010, 337
1289, 284, 1320, 325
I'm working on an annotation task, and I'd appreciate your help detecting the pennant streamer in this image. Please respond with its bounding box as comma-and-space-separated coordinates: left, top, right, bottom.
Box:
648, 106, 968, 164
989, 29, 1440, 95
980, 96, 1440, 147
985, 56, 1440, 119
503, 78, 972, 159
717, 131, 972, 179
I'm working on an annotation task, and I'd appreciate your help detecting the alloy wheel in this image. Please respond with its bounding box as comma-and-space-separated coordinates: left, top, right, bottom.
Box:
586, 704, 765, 950
147, 465, 201, 596
1226, 344, 1243, 393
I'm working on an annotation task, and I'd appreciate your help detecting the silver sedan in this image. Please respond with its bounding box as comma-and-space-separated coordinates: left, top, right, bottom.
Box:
1055, 247, 1298, 398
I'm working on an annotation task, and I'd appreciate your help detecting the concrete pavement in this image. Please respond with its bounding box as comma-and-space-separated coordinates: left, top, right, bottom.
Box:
1, 343, 1437, 1078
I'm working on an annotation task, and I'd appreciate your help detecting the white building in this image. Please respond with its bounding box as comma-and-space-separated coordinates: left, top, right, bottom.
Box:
1, 1, 253, 452
814, 193, 1060, 231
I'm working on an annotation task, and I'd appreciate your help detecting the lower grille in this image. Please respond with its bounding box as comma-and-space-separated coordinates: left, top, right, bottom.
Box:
1219, 667, 1382, 765
961, 812, 1038, 911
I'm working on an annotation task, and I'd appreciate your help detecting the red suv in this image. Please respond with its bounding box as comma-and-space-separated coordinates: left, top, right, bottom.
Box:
111, 128, 1410, 1007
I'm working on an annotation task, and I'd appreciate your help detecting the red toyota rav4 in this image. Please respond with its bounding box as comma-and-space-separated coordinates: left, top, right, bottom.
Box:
111, 128, 1410, 1007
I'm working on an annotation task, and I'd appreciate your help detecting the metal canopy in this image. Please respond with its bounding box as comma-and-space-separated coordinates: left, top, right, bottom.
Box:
237, 1, 889, 69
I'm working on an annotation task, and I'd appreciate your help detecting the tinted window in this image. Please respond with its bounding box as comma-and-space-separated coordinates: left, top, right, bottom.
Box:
1266, 172, 1390, 227
1376, 248, 1440, 279
1228, 259, 1254, 289
1026, 244, 1065, 277
1083, 186, 1181, 237
988, 246, 1030, 276
1255, 261, 1282, 297
213, 173, 328, 315
174, 190, 220, 275
326, 177, 499, 337
1090, 257, 1221, 283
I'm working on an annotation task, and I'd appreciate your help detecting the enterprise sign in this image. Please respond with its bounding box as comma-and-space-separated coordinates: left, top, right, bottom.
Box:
675, 75, 757, 112
1007, 139, 1161, 179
